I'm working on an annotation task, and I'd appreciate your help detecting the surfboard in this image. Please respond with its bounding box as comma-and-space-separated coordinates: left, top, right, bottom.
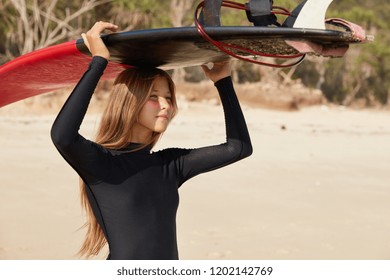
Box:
0, 25, 367, 108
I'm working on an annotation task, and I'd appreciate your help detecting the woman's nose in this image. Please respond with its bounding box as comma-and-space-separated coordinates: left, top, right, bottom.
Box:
160, 98, 171, 110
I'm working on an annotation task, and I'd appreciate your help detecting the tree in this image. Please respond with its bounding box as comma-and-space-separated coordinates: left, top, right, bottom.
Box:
169, 0, 196, 82
170, 0, 195, 27
0, 0, 111, 61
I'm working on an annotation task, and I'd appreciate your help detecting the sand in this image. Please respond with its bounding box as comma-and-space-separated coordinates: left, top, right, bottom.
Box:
0, 99, 390, 260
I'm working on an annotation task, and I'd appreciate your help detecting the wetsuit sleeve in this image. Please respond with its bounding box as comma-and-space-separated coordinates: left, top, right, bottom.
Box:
173, 76, 253, 186
50, 56, 110, 183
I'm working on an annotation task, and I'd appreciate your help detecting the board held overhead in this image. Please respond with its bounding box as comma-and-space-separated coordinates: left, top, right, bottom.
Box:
0, 0, 371, 108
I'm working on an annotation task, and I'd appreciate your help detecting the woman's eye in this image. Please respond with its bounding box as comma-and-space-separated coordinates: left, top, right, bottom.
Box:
149, 95, 158, 100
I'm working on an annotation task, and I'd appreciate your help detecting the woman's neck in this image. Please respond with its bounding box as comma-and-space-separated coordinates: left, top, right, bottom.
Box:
128, 124, 153, 144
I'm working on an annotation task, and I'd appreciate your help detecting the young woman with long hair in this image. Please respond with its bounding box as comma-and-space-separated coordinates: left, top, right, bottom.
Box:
51, 21, 252, 260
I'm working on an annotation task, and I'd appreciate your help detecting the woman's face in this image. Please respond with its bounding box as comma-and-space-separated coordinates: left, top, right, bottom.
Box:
132, 76, 174, 142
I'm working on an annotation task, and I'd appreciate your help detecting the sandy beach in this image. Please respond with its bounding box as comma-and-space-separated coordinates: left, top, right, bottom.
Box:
0, 97, 390, 260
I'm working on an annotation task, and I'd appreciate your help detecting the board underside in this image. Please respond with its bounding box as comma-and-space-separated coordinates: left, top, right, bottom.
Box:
0, 26, 362, 107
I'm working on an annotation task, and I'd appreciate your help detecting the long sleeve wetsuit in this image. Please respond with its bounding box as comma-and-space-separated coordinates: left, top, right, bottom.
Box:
51, 56, 252, 260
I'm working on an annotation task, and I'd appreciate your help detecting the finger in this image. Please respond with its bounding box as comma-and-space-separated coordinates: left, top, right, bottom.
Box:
201, 65, 212, 77
92, 21, 118, 34
213, 61, 230, 69
214, 60, 230, 65
99, 22, 119, 32
201, 64, 209, 72
106, 24, 119, 32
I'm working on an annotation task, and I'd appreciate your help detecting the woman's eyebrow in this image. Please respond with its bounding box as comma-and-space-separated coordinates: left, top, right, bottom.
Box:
152, 89, 172, 96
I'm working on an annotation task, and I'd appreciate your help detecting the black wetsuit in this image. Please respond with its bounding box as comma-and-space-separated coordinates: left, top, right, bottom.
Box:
51, 56, 252, 260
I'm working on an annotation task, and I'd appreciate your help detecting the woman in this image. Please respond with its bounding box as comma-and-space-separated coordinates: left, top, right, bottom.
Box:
51, 21, 252, 260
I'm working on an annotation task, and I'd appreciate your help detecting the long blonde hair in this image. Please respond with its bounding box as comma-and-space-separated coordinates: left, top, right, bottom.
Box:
78, 67, 177, 258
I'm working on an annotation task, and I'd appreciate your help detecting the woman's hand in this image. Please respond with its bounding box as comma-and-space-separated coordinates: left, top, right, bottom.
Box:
81, 21, 118, 60
201, 60, 231, 83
